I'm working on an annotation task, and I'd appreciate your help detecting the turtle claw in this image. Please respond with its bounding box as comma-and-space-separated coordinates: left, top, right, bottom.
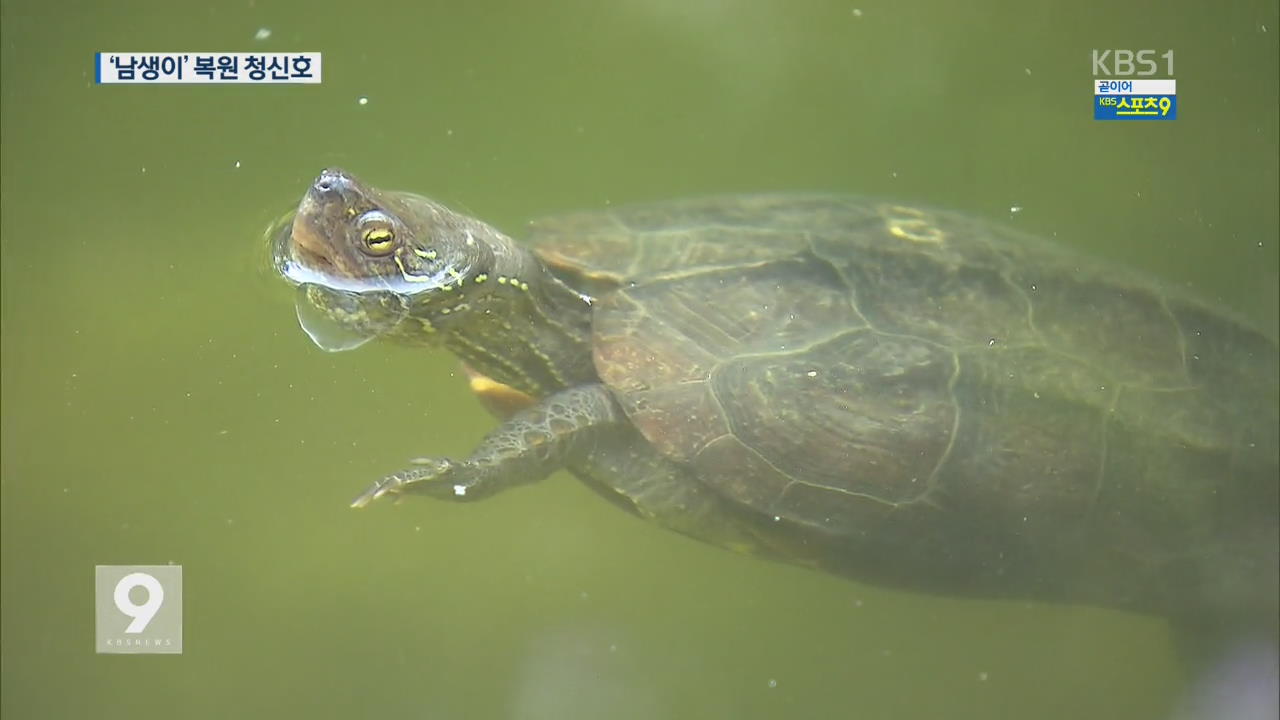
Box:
349, 458, 465, 508
350, 480, 394, 509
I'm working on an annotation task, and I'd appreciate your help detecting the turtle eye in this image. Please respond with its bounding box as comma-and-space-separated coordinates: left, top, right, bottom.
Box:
361, 227, 396, 256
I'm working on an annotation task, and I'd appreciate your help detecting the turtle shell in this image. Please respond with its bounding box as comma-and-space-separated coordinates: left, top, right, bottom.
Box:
526, 196, 1278, 602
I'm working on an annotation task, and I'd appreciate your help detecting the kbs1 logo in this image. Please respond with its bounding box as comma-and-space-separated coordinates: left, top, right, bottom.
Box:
1091, 49, 1176, 121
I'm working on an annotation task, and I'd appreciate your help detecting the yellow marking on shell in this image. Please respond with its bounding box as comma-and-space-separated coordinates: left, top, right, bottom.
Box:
474, 273, 488, 284
466, 370, 535, 415
880, 204, 946, 244
446, 267, 464, 283
497, 276, 508, 285
345, 207, 357, 217
393, 255, 433, 283
412, 247, 437, 260
467, 370, 505, 394
447, 334, 540, 395
415, 316, 436, 333
518, 281, 529, 291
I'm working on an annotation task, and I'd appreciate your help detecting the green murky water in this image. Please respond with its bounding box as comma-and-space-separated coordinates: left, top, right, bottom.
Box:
2, 1, 1276, 718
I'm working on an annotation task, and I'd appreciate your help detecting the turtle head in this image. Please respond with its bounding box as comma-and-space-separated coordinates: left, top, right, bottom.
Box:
272, 168, 502, 350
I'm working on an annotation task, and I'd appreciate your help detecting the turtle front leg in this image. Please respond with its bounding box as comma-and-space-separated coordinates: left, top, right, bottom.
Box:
351, 383, 627, 508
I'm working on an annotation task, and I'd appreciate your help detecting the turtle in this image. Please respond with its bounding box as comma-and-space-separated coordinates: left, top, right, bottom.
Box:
271, 167, 1278, 659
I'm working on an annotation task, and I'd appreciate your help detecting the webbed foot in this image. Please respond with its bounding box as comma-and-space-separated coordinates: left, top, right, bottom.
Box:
349, 383, 626, 509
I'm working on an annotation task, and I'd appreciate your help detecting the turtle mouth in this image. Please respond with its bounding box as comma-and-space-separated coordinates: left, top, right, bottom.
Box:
270, 207, 376, 293
288, 215, 338, 272
269, 212, 318, 284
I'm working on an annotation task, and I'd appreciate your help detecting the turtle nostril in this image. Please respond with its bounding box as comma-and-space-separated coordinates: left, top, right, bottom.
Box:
313, 169, 352, 196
